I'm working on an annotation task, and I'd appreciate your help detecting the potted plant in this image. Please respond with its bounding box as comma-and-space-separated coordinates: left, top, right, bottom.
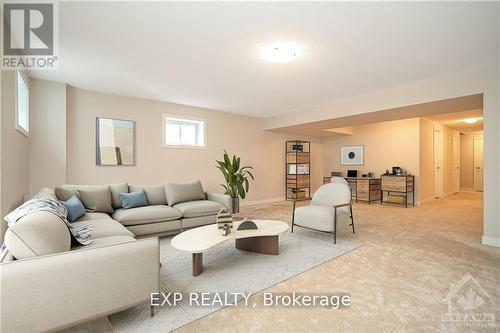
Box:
216, 150, 254, 214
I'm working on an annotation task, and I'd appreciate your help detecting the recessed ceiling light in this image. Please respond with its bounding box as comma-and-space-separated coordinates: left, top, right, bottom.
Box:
463, 118, 479, 124
259, 42, 304, 63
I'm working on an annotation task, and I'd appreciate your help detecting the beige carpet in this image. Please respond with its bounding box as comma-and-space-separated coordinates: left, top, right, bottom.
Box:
63, 192, 499, 332
174, 192, 500, 332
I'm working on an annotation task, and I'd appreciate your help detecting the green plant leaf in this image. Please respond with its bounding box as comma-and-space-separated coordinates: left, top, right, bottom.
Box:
235, 157, 240, 171
245, 170, 254, 180
237, 181, 246, 199
223, 152, 231, 166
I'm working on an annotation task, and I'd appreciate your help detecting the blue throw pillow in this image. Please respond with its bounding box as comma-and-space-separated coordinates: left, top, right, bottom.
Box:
120, 190, 148, 209
61, 196, 86, 222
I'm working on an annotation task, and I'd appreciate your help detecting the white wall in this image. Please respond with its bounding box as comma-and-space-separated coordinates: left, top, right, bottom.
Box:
29, 78, 67, 196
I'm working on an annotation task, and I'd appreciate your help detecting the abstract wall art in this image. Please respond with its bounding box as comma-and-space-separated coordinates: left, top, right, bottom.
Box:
96, 117, 135, 166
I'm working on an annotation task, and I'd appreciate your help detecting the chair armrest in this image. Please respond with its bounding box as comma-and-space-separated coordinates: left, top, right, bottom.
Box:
333, 203, 351, 208
206, 192, 232, 211
0, 237, 160, 333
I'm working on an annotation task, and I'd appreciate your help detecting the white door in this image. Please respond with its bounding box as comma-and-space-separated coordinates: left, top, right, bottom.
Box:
452, 133, 460, 193
433, 129, 443, 198
473, 136, 484, 191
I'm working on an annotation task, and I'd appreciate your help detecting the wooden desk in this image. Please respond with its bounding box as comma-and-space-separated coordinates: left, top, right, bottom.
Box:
323, 176, 381, 204
345, 177, 381, 204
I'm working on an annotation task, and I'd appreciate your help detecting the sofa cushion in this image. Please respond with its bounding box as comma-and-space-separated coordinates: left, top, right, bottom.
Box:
109, 183, 128, 209
78, 187, 114, 213
165, 181, 205, 206
72, 219, 134, 239
129, 184, 167, 205
126, 220, 181, 237
4, 211, 71, 259
72, 235, 136, 250
181, 215, 217, 229
173, 200, 225, 218
60, 196, 86, 222
55, 187, 78, 202
120, 190, 148, 209
35, 187, 58, 200
74, 212, 113, 222
56, 185, 114, 213
112, 205, 182, 226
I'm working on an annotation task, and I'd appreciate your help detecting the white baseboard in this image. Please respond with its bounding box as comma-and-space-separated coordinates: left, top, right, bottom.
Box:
240, 197, 284, 207
418, 191, 457, 205
418, 197, 435, 205
482, 236, 500, 248
460, 187, 475, 192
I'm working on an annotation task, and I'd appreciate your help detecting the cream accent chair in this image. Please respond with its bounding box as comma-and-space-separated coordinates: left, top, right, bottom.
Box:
291, 183, 355, 243
331, 176, 348, 185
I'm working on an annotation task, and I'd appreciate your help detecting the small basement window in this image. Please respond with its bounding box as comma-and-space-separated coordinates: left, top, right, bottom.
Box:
16, 71, 29, 136
163, 115, 206, 148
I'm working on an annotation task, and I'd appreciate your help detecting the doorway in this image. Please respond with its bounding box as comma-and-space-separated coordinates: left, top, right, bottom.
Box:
473, 135, 484, 191
433, 128, 443, 198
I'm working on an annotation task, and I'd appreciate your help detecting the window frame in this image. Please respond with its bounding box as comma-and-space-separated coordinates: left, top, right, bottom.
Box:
15, 71, 30, 137
162, 114, 207, 149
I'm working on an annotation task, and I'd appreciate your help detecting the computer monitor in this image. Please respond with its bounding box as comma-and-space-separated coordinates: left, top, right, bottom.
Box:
347, 170, 358, 178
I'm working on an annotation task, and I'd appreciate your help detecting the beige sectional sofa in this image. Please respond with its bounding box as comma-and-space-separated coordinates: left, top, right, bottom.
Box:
0, 181, 231, 333
55, 181, 231, 237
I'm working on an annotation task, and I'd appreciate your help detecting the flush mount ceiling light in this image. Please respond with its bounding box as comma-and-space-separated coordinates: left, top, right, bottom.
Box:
463, 118, 479, 124
259, 42, 304, 63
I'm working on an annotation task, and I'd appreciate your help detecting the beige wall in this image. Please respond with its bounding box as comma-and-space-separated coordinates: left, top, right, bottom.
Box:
460, 132, 483, 190
29, 78, 67, 196
265, 64, 499, 245
0, 71, 30, 243
419, 118, 460, 202
322, 118, 421, 201
66, 87, 323, 204
419, 118, 434, 201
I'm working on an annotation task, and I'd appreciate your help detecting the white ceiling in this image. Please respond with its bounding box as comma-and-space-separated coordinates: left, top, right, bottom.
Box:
30, 2, 499, 117
426, 109, 484, 133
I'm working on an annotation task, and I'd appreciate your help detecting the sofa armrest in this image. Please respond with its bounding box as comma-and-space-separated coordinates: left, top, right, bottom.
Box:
0, 237, 160, 333
206, 192, 232, 212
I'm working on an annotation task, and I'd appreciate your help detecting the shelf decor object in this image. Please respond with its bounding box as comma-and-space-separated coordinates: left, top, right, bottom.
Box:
286, 140, 311, 200
380, 174, 415, 208
216, 208, 233, 235
237, 220, 258, 230
340, 145, 364, 165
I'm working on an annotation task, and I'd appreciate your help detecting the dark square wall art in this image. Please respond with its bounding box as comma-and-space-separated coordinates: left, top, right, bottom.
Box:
340, 145, 364, 165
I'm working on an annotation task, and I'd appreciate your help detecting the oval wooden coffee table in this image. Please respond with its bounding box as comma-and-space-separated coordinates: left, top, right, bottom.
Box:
171, 219, 289, 276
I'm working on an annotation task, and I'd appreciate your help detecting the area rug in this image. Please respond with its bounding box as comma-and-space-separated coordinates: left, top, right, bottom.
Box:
109, 228, 361, 333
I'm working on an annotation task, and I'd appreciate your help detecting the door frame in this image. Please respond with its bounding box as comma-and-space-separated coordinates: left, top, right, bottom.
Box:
433, 127, 444, 198
473, 134, 484, 192
452, 132, 460, 193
